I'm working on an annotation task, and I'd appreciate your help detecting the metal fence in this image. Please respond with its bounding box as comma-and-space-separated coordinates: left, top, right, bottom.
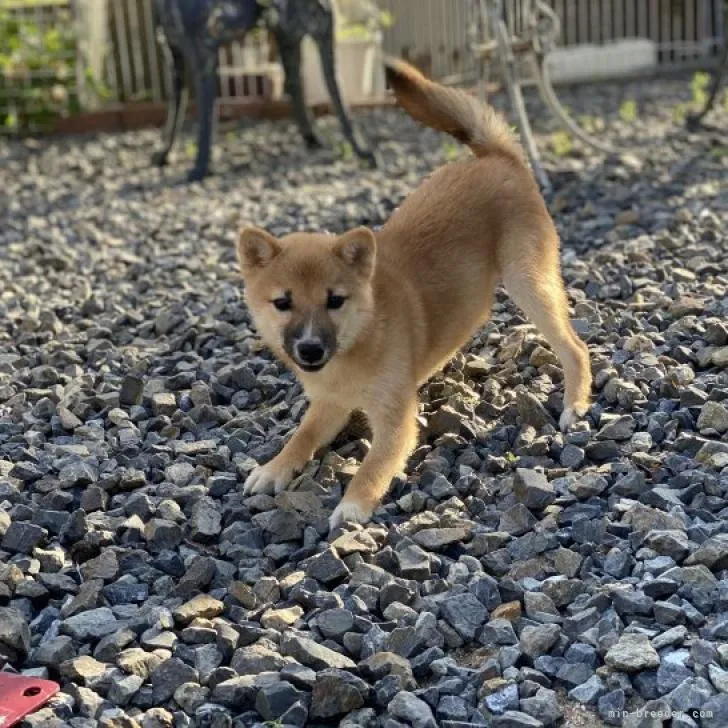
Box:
104, 0, 277, 104
378, 0, 725, 81
106, 0, 727, 103
0, 0, 725, 129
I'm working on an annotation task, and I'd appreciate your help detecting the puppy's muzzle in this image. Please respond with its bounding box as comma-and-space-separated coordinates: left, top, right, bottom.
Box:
293, 338, 329, 371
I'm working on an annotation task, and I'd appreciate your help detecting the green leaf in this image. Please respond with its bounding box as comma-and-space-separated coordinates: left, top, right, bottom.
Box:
618, 99, 637, 123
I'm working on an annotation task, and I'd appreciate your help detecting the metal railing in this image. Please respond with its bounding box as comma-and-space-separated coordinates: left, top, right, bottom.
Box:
93, 0, 728, 104
378, 0, 724, 81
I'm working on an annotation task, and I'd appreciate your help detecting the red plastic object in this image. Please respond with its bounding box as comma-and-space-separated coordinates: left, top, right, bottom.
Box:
0, 673, 59, 727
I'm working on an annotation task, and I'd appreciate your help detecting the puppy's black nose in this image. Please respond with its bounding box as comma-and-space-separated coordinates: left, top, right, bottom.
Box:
296, 340, 325, 365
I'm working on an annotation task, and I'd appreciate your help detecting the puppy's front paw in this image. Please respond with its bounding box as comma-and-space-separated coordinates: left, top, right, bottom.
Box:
559, 402, 590, 432
243, 461, 295, 496
329, 499, 372, 531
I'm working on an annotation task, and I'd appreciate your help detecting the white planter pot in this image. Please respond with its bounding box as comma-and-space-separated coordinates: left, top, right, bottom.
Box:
545, 39, 658, 84
301, 32, 386, 106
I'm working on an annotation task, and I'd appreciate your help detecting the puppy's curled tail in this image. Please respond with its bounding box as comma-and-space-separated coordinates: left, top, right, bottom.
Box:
384, 58, 523, 164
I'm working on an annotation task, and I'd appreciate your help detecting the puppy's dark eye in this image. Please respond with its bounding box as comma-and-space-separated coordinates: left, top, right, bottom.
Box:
327, 292, 347, 310
272, 296, 291, 312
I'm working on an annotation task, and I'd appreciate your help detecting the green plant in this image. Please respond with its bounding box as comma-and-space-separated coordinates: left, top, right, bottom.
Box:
338, 140, 354, 160
336, 0, 394, 41
550, 130, 573, 157
0, 5, 108, 133
442, 138, 460, 161
0, 7, 74, 131
0, 5, 109, 133
690, 71, 711, 107
672, 102, 689, 123
84, 66, 112, 102
619, 99, 638, 123
578, 114, 598, 133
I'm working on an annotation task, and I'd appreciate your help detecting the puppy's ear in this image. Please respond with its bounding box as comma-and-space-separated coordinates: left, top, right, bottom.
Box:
334, 227, 376, 279
236, 227, 281, 275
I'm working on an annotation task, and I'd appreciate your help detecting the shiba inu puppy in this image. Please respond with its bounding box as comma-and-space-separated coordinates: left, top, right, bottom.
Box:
236, 59, 591, 529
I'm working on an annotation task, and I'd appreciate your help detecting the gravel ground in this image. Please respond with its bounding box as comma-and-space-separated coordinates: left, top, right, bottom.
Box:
1, 76, 727, 728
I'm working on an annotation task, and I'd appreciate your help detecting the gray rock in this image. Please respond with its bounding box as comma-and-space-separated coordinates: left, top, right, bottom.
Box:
109, 674, 144, 706
520, 687, 562, 726
189, 498, 222, 541
360, 652, 416, 689
568, 474, 608, 499
310, 669, 370, 719
231, 642, 287, 674
657, 661, 693, 694
0, 607, 31, 654
492, 712, 544, 728
598, 689, 626, 726
560, 444, 585, 468
557, 661, 594, 689
480, 618, 518, 646
485, 684, 520, 714
151, 658, 199, 704
255, 680, 303, 721
317, 608, 355, 639
596, 415, 636, 440
708, 664, 728, 694
668, 677, 714, 713
499, 505, 537, 536
516, 391, 554, 429
280, 633, 356, 670
389, 690, 437, 728
413, 527, 471, 551
173, 594, 224, 625
697, 401, 728, 433
395, 543, 431, 580
513, 469, 555, 510
440, 592, 488, 641
305, 548, 351, 584
568, 675, 607, 705
119, 375, 144, 406
684, 534, 728, 571
426, 405, 465, 438
622, 699, 672, 728
62, 608, 119, 641
701, 694, 728, 728
59, 461, 97, 488
2, 521, 46, 553
438, 695, 469, 721
211, 675, 257, 708
32, 635, 75, 666
605, 632, 661, 672
519, 624, 561, 659
151, 392, 177, 416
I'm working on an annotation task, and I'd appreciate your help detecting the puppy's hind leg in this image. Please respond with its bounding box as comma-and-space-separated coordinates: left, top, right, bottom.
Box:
503, 252, 591, 431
